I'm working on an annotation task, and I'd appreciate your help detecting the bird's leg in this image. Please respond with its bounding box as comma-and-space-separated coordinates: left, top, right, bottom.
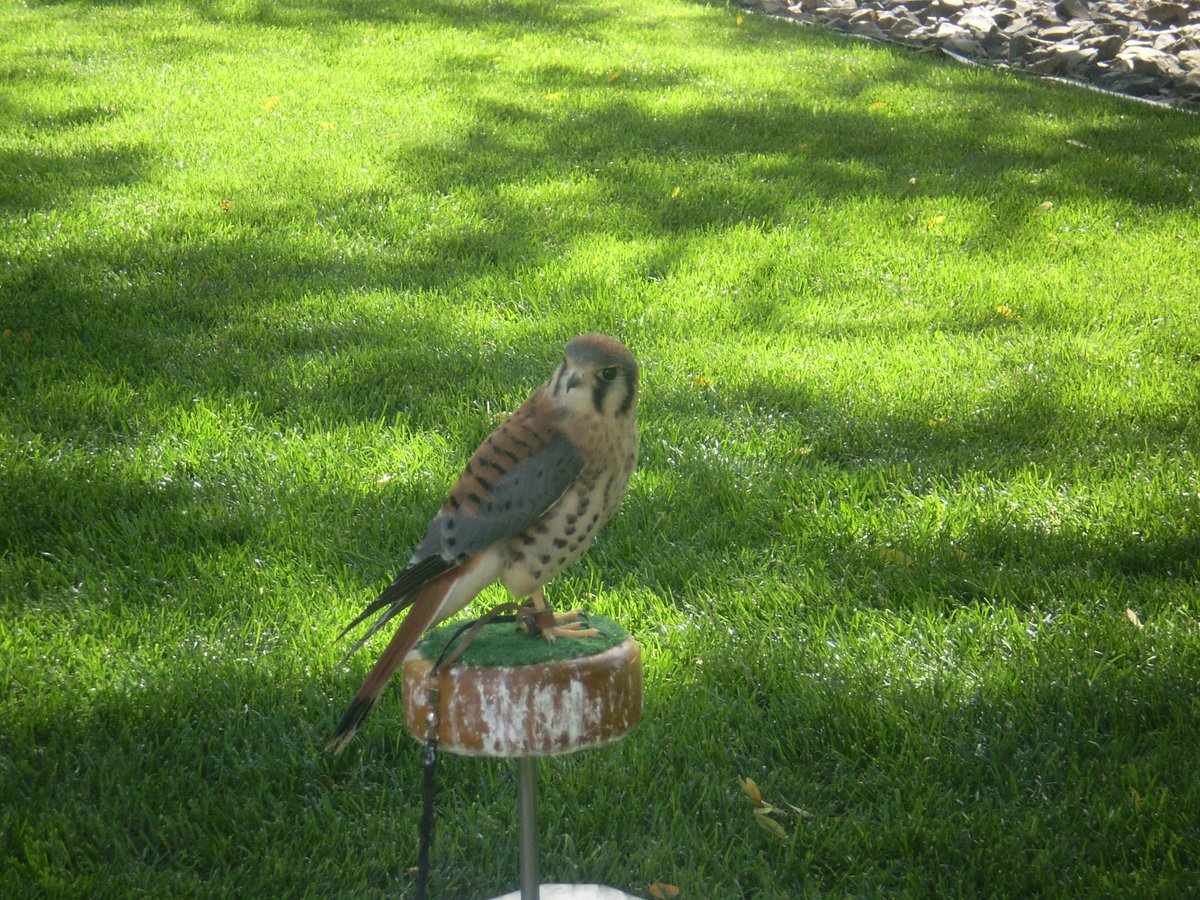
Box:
521, 588, 600, 642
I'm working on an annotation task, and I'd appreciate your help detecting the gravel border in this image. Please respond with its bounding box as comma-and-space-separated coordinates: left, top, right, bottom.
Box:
737, 0, 1200, 114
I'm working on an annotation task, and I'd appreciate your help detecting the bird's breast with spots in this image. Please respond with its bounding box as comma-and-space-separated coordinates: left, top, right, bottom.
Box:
500, 465, 631, 598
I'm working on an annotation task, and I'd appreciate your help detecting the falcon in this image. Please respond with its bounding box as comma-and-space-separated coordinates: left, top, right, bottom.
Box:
326, 333, 639, 753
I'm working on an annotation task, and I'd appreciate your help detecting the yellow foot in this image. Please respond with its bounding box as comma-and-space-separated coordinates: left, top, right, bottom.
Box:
518, 605, 600, 642
544, 618, 601, 641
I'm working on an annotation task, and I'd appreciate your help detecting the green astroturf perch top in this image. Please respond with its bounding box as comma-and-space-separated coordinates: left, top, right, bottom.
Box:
415, 614, 630, 668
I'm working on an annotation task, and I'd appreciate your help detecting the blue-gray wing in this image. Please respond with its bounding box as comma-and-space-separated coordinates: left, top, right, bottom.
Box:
414, 430, 584, 564
335, 391, 581, 650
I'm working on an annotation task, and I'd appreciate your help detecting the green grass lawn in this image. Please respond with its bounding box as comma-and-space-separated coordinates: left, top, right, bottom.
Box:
3, 0, 1199, 895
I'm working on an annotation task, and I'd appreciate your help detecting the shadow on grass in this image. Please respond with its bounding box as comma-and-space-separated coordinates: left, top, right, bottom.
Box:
5, 587, 1195, 896
649, 613, 1200, 892
25, 0, 617, 34
0, 93, 149, 212
393, 83, 1198, 220
1, 656, 430, 895
636, 373, 1200, 603
0, 145, 154, 212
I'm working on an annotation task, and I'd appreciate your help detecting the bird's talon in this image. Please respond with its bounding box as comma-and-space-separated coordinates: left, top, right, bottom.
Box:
543, 617, 601, 640
550, 628, 601, 640
517, 604, 599, 641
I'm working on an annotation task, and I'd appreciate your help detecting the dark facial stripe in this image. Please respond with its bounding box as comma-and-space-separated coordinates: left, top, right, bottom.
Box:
551, 362, 568, 397
591, 378, 611, 414
616, 374, 635, 416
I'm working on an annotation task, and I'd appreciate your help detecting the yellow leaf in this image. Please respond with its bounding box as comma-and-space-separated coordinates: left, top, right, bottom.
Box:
219, 199, 232, 212
671, 186, 682, 199
545, 91, 566, 102
491, 55, 503, 63
648, 884, 680, 899
1125, 607, 1143, 629
995, 304, 1013, 317
690, 375, 712, 388
1130, 787, 1143, 810
738, 776, 763, 807
736, 15, 744, 25
607, 70, 621, 83
1046, 231, 1059, 242
952, 548, 968, 562
876, 547, 914, 567
869, 101, 886, 111
754, 808, 788, 839
319, 121, 335, 130
263, 95, 279, 113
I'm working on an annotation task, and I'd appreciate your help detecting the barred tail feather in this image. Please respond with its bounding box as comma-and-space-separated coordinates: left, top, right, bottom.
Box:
334, 555, 453, 645
326, 556, 491, 754
325, 583, 443, 754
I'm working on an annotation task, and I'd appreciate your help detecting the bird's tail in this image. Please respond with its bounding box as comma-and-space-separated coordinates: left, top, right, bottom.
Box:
325, 582, 444, 755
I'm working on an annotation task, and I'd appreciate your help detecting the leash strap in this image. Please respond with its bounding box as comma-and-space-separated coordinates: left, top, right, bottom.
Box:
415, 602, 527, 899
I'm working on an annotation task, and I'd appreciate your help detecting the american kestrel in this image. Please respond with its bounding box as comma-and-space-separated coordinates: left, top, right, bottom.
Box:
326, 333, 639, 753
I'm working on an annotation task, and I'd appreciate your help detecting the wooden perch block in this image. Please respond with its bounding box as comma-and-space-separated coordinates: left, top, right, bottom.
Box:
402, 621, 642, 758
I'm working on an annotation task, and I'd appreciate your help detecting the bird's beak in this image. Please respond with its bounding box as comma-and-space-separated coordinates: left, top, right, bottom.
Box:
565, 370, 583, 391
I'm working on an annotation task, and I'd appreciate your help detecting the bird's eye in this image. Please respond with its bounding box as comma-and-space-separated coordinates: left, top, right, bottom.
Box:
598, 366, 619, 382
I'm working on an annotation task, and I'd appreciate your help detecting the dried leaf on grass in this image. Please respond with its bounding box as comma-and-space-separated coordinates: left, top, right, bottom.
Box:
754, 808, 788, 839
738, 776, 763, 806
739, 775, 813, 840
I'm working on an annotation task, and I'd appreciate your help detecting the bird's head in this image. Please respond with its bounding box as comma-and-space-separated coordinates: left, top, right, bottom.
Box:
551, 333, 639, 420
